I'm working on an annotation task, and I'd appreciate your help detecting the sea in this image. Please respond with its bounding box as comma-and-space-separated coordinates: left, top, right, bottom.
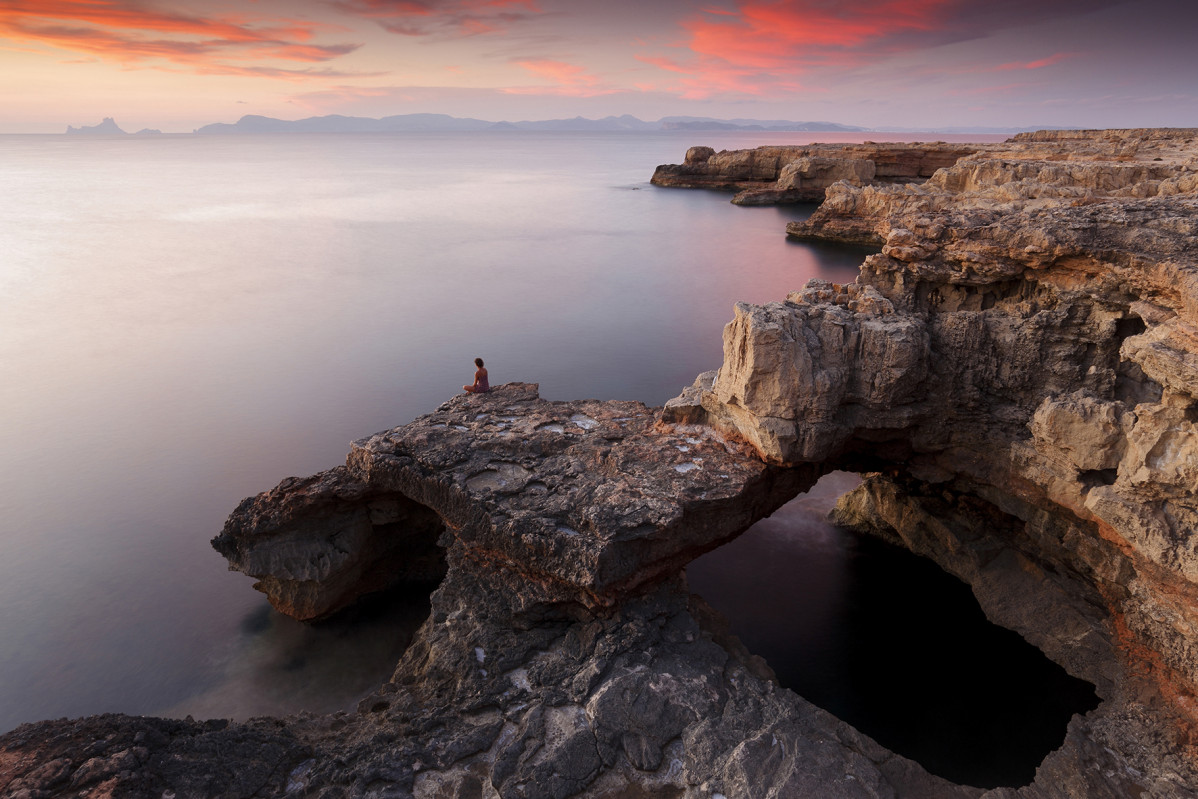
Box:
0, 130, 1092, 787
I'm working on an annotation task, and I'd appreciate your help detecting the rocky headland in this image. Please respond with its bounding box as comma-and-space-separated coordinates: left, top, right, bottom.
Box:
663, 128, 1198, 795
650, 142, 990, 205
5, 129, 1198, 798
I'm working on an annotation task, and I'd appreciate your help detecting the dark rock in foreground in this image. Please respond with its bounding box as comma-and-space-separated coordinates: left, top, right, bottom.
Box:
0, 714, 309, 798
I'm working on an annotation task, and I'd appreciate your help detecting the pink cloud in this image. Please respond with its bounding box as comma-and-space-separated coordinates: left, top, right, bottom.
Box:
333, 0, 540, 37
996, 52, 1075, 71
505, 57, 617, 97
640, 0, 958, 98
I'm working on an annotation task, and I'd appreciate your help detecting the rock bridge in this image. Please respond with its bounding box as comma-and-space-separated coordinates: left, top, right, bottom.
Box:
212, 382, 826, 621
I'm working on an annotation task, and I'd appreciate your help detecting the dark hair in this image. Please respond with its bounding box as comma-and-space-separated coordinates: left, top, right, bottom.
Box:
475, 358, 484, 368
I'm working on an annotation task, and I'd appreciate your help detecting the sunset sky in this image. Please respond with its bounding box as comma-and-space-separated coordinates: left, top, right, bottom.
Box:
1, 0, 1195, 133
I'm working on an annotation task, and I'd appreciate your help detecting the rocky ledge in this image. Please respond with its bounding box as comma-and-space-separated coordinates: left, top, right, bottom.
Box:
5, 130, 1198, 798
4, 386, 978, 799
212, 383, 819, 619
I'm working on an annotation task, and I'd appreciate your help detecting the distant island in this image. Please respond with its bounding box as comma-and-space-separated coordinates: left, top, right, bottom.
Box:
65, 117, 161, 136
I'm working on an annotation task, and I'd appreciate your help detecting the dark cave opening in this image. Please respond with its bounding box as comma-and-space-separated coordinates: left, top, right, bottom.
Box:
1080, 468, 1120, 489
685, 472, 1100, 789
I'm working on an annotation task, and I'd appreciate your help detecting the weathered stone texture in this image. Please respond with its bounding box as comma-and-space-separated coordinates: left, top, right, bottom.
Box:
662, 129, 1198, 795
217, 383, 822, 615
650, 141, 986, 204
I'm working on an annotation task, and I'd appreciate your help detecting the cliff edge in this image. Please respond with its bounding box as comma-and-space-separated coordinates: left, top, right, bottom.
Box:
664, 128, 1198, 795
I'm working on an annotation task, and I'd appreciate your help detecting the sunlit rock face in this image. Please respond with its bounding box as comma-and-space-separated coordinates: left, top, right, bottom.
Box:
651, 141, 985, 204
665, 128, 1198, 795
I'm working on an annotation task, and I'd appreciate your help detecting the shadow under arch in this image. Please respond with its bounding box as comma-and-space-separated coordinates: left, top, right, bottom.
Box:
687, 469, 1101, 789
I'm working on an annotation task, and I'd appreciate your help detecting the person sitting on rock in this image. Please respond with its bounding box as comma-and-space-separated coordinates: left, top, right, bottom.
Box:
464, 357, 489, 393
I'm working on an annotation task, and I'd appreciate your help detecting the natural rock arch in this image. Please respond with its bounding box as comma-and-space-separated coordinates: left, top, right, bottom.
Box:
213, 382, 827, 620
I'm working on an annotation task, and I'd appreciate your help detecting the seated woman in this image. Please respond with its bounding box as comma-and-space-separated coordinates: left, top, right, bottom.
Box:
463, 357, 489, 393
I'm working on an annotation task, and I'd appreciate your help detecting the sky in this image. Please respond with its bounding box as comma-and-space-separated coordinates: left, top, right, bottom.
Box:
1, 0, 1196, 133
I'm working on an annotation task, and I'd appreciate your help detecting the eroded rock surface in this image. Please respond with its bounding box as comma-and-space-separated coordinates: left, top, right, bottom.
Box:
5, 383, 978, 798
0, 715, 310, 798
663, 128, 1198, 795
651, 141, 988, 205
216, 383, 821, 615
213, 467, 447, 620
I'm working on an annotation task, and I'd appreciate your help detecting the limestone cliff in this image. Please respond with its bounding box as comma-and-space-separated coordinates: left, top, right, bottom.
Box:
664, 128, 1198, 796
651, 141, 989, 205
213, 383, 820, 616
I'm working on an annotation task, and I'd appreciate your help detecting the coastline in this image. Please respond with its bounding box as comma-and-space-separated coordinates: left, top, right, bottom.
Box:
5, 128, 1198, 797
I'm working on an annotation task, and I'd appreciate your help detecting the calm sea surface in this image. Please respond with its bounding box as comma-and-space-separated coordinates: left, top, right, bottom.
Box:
5, 130, 1082, 786
0, 130, 886, 731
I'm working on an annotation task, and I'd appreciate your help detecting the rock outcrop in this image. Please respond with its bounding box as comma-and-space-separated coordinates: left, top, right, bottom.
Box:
664, 128, 1198, 795
7, 386, 982, 798
214, 383, 822, 617
213, 466, 448, 620
651, 141, 988, 205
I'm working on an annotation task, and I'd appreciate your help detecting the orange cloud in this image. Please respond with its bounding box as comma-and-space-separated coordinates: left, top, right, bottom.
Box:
642, 0, 958, 98
513, 58, 596, 86
996, 52, 1074, 71
0, 0, 360, 74
334, 0, 540, 37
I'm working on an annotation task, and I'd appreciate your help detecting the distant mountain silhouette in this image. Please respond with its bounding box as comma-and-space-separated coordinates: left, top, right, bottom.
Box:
66, 117, 127, 135
192, 113, 868, 135
501, 114, 659, 131
194, 113, 495, 134
659, 116, 865, 132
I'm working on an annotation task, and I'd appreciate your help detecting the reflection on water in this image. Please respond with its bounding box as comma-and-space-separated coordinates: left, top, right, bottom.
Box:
166, 584, 435, 721
686, 472, 1100, 789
